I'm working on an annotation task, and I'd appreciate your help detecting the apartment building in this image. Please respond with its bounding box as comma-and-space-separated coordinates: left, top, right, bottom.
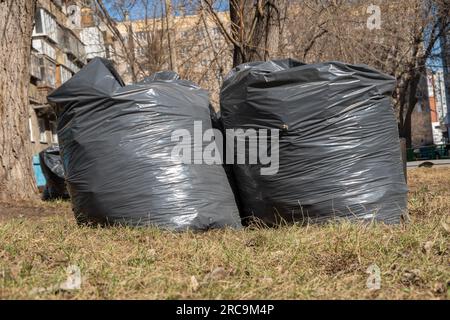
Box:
410, 69, 449, 148
28, 0, 118, 155
428, 70, 449, 144
438, 21, 450, 141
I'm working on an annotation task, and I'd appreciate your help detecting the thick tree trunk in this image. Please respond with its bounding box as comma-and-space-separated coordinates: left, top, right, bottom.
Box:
398, 70, 421, 149
402, 110, 413, 149
229, 0, 244, 67
0, 0, 38, 201
230, 0, 286, 67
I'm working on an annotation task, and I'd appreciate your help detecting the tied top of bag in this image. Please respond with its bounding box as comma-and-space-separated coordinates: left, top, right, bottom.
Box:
221, 59, 396, 131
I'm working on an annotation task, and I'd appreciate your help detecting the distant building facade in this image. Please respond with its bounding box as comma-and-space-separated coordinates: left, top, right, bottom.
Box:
115, 11, 231, 107
438, 19, 450, 141
28, 0, 118, 155
411, 70, 449, 148
428, 70, 449, 144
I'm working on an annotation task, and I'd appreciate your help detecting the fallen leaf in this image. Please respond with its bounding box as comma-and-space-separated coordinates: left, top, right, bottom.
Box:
59, 265, 82, 291
204, 267, 227, 282
401, 269, 423, 286
422, 241, 434, 255
29, 265, 82, 295
29, 287, 47, 295
441, 217, 450, 233
147, 249, 156, 258
272, 251, 284, 257
260, 277, 273, 286
432, 282, 446, 294
190, 276, 199, 292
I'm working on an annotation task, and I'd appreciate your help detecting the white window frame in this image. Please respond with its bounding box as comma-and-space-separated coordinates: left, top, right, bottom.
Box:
29, 117, 35, 143
50, 121, 58, 144
38, 118, 47, 143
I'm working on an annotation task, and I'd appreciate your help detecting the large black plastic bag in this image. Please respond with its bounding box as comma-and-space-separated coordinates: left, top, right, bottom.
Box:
39, 145, 69, 200
47, 58, 241, 230
220, 59, 408, 225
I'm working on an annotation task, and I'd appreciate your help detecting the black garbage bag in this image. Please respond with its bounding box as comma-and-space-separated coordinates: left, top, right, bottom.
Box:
220, 59, 408, 225
39, 145, 69, 200
47, 58, 241, 230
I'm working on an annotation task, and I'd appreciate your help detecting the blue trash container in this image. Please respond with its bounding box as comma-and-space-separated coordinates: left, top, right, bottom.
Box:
32, 154, 46, 188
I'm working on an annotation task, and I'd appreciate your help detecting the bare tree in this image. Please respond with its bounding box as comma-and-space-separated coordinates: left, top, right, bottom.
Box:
164, 0, 178, 72
204, 0, 287, 67
0, 0, 38, 201
99, 0, 232, 107
99, 0, 450, 136
99, 0, 175, 82
283, 0, 450, 148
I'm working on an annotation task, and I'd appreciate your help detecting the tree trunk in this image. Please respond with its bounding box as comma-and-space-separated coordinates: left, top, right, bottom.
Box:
126, 22, 137, 83
230, 0, 286, 67
164, 0, 178, 72
229, 0, 244, 67
398, 70, 421, 149
0, 0, 38, 201
402, 110, 413, 149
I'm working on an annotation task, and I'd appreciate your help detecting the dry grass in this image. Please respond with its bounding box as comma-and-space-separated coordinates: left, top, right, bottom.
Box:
0, 168, 449, 299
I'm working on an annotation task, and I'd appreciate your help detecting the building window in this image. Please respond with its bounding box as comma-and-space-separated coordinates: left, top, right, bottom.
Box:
50, 121, 58, 144
29, 117, 35, 143
38, 118, 47, 143
33, 8, 58, 43
35, 9, 43, 34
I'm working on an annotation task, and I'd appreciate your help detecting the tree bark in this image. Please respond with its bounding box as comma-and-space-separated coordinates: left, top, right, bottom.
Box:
126, 22, 138, 83
230, 0, 286, 67
164, 0, 178, 72
0, 0, 38, 201
229, 0, 244, 66
404, 74, 421, 148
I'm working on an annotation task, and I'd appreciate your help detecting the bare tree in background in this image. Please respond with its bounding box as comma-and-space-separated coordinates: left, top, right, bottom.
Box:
97, 0, 449, 143
99, 0, 183, 81
164, 0, 178, 72
283, 0, 450, 148
204, 0, 287, 67
0, 0, 38, 200
99, 0, 232, 106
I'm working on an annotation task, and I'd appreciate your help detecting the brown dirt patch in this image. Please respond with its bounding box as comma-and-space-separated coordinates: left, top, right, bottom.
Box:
0, 201, 71, 221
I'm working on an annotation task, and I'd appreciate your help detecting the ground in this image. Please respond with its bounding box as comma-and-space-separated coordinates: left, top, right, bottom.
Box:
0, 168, 449, 299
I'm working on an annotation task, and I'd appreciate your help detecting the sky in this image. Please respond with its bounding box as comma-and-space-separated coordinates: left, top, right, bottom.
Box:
104, 0, 229, 21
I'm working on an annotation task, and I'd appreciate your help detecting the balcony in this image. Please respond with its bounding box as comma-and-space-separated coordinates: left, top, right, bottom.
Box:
60, 27, 86, 64
33, 8, 59, 44
29, 82, 53, 106
59, 65, 74, 85
29, 83, 42, 104
38, 55, 56, 89
62, 53, 80, 73
30, 52, 42, 80
32, 38, 56, 61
